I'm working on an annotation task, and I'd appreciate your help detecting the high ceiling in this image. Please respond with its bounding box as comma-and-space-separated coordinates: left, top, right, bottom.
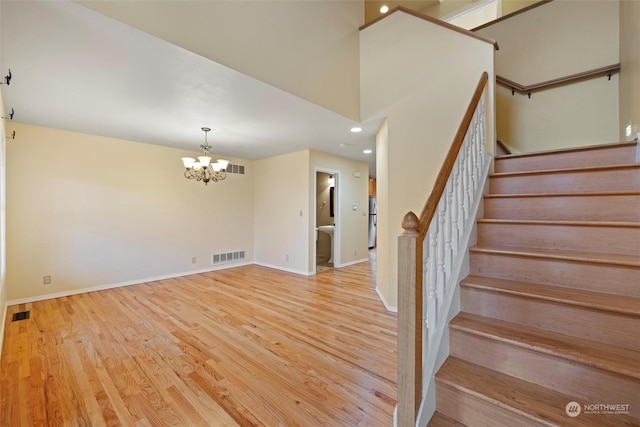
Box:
1, 1, 382, 174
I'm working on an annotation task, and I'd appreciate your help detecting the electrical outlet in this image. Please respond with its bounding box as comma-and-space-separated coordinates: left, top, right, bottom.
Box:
286, 254, 289, 261
192, 257, 197, 264
43, 275, 51, 285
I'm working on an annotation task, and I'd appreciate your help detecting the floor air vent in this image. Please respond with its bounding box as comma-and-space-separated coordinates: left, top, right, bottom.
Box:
12, 311, 30, 322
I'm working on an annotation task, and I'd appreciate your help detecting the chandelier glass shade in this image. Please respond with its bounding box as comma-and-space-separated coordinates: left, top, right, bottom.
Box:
181, 127, 229, 185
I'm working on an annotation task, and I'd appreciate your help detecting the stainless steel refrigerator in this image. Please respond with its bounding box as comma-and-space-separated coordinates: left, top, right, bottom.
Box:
368, 196, 377, 249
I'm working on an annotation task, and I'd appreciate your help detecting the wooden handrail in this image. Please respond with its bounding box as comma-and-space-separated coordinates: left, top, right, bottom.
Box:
496, 63, 620, 96
417, 71, 489, 239
397, 71, 489, 426
360, 6, 499, 51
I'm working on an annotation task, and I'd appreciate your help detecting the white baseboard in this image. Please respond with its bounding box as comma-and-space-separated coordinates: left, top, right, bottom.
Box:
252, 262, 314, 277
5, 261, 252, 306
376, 286, 397, 313
338, 257, 369, 268
4, 256, 383, 308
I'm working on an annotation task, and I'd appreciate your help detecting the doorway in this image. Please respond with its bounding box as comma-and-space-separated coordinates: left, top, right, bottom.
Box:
315, 169, 339, 273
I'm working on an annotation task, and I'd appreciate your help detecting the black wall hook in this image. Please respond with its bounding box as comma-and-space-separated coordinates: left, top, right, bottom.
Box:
6, 130, 15, 140
2, 108, 15, 120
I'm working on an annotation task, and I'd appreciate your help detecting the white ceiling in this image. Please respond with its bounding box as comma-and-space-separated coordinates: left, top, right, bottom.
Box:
1, 1, 381, 173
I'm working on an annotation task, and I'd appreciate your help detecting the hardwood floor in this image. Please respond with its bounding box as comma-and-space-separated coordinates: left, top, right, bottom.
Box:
0, 258, 397, 426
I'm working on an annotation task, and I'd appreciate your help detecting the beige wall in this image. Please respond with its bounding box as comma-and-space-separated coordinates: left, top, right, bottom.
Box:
316, 172, 333, 262
423, 0, 476, 20
375, 120, 391, 309
619, 0, 640, 140
310, 151, 370, 271
422, 0, 536, 23
6, 123, 254, 302
501, 0, 541, 17
0, 91, 7, 349
477, 0, 620, 152
361, 10, 495, 309
253, 150, 369, 275
254, 150, 310, 275
78, 1, 363, 121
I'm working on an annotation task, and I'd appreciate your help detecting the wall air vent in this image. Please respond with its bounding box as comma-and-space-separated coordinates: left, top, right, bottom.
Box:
12, 311, 30, 322
226, 164, 245, 175
213, 250, 245, 265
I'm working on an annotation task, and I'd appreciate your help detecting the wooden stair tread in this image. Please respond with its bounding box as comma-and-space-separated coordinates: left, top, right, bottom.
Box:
470, 245, 640, 268
485, 190, 640, 199
436, 358, 639, 427
461, 275, 640, 315
428, 411, 467, 426
451, 312, 640, 379
491, 163, 640, 178
494, 141, 638, 160
477, 218, 640, 228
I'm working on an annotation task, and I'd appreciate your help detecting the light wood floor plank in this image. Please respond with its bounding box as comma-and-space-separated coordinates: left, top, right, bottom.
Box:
1, 259, 397, 426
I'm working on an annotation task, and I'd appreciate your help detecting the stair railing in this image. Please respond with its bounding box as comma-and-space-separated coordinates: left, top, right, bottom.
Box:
497, 63, 620, 98
397, 71, 492, 426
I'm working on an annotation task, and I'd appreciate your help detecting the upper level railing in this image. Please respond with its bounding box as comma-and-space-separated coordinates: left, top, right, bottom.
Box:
497, 63, 620, 98
397, 71, 491, 426
360, 6, 499, 51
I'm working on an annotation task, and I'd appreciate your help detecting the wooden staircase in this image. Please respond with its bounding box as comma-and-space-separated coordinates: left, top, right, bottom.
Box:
429, 142, 640, 426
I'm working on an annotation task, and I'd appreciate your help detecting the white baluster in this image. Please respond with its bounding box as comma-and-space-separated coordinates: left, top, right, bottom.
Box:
472, 119, 480, 193
460, 142, 469, 223
427, 223, 438, 342
444, 180, 453, 286
478, 106, 486, 166
451, 161, 460, 253
475, 107, 483, 183
436, 201, 446, 314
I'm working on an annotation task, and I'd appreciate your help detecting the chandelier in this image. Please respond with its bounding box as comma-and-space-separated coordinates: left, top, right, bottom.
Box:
181, 127, 229, 185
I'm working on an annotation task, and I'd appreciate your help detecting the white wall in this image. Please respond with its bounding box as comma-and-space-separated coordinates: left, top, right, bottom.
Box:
77, 0, 363, 121
6, 123, 254, 302
476, 0, 620, 152
361, 10, 495, 309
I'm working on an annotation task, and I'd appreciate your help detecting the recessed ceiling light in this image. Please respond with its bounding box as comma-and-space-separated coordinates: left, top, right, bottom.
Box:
380, 5, 389, 13
363, 149, 373, 154
350, 126, 362, 133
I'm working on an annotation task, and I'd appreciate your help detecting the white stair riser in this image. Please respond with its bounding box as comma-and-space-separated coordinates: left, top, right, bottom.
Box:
469, 252, 640, 298
477, 222, 640, 256
450, 329, 640, 418
483, 194, 640, 221
490, 167, 640, 195
461, 286, 640, 351
494, 145, 637, 173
